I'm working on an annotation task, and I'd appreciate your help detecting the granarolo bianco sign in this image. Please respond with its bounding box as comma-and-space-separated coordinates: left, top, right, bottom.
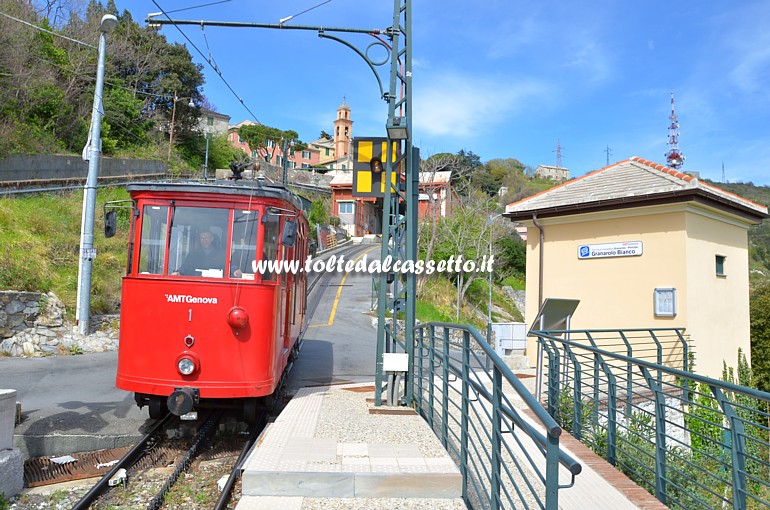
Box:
577, 241, 643, 260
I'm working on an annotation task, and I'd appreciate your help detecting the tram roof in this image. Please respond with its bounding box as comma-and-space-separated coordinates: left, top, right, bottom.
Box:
126, 179, 308, 211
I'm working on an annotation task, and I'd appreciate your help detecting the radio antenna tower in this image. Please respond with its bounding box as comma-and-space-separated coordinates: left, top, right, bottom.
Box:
604, 145, 612, 167
665, 93, 685, 169
555, 138, 563, 167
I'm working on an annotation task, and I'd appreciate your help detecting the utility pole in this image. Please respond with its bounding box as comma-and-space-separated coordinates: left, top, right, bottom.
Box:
76, 14, 118, 335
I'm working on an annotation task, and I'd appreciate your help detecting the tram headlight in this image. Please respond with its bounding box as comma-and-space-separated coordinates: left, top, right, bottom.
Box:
177, 357, 196, 375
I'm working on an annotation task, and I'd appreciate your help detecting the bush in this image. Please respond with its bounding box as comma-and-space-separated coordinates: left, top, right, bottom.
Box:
750, 283, 770, 392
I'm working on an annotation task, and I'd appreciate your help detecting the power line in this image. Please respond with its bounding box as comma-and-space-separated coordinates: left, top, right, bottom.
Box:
0, 10, 97, 49
151, 0, 261, 124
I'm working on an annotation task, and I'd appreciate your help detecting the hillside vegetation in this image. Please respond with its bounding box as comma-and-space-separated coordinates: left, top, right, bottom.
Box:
0, 188, 129, 316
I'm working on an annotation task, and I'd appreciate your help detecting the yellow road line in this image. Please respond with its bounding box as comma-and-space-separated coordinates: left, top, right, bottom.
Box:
309, 247, 376, 328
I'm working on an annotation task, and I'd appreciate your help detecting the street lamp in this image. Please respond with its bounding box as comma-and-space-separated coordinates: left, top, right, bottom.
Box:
386, 116, 409, 140
487, 213, 503, 345
167, 90, 195, 160
75, 14, 118, 335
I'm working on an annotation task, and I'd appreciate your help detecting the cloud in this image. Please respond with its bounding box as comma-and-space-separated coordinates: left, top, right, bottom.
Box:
413, 71, 550, 139
486, 17, 541, 59
712, 3, 770, 101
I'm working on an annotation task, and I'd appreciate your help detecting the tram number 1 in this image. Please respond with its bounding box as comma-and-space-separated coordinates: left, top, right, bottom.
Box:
188, 309, 192, 322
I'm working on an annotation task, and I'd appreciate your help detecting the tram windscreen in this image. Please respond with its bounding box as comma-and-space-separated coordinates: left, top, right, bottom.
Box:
167, 207, 229, 278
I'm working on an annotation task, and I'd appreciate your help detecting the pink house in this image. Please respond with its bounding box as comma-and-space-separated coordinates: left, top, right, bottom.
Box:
227, 120, 320, 169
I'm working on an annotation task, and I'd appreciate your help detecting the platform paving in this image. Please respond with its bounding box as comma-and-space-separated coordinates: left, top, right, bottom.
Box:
238, 383, 464, 509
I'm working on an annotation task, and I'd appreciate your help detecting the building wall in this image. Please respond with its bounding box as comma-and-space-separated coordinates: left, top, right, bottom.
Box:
684, 206, 752, 375
521, 203, 754, 379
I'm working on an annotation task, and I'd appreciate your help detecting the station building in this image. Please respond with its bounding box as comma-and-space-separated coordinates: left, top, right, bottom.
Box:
504, 157, 768, 379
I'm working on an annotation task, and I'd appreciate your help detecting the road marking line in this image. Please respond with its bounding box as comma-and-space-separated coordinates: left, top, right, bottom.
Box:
309, 247, 377, 328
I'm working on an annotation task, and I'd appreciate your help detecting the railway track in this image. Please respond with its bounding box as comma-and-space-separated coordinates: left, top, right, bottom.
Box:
66, 409, 266, 510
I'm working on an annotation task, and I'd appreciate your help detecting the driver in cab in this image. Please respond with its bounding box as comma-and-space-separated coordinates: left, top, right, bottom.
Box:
172, 230, 225, 277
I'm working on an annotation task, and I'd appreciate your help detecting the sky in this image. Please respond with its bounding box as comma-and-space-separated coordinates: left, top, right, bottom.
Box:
112, 0, 770, 186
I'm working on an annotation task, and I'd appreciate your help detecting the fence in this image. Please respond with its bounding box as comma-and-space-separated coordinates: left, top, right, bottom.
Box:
531, 328, 770, 510
410, 322, 582, 510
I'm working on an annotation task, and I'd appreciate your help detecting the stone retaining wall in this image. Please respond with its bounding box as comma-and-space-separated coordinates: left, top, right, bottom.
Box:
0, 154, 165, 183
0, 291, 119, 357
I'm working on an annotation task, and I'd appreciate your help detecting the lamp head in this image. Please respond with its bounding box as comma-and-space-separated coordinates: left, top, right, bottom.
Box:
386, 116, 409, 141
100, 14, 118, 34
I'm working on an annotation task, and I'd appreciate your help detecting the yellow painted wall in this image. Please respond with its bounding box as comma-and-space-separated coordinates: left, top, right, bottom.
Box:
521, 203, 753, 379
684, 206, 751, 376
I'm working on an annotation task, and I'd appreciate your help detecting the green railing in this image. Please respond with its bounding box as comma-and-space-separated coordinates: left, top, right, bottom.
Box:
411, 322, 582, 510
531, 328, 770, 510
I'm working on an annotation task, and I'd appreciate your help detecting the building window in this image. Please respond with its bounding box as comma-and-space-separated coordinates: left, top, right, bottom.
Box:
266, 139, 274, 148
302, 150, 311, 159
251, 150, 257, 158
716, 255, 726, 277
339, 202, 354, 214
238, 136, 244, 143
277, 156, 283, 166
325, 148, 330, 156
207, 116, 214, 126
302, 163, 309, 169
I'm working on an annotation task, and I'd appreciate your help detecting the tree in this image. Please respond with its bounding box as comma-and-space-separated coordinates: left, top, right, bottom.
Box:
750, 282, 770, 393
449, 149, 483, 197
432, 190, 500, 319
494, 232, 526, 281
206, 134, 245, 173
417, 152, 464, 294
238, 123, 306, 165
307, 197, 330, 240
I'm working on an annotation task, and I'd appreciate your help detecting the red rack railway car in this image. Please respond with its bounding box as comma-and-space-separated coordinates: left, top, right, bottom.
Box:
108, 179, 309, 421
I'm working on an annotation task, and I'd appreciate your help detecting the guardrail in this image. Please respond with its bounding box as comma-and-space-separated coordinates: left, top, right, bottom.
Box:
411, 322, 582, 510
531, 328, 770, 510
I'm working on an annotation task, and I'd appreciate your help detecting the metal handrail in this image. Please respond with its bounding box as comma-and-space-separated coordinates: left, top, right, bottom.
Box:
409, 322, 582, 510
532, 328, 770, 510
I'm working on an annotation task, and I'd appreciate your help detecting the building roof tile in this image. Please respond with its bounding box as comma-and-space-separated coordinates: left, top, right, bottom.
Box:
505, 157, 768, 221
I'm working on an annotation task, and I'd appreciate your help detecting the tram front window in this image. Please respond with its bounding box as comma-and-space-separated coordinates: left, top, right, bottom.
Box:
168, 207, 229, 278
230, 210, 258, 279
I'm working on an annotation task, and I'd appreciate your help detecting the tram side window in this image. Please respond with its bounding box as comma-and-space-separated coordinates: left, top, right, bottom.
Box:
230, 210, 258, 279
168, 206, 229, 278
261, 213, 280, 282
138, 206, 168, 274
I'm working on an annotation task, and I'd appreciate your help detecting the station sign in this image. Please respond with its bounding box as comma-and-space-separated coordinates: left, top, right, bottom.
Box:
578, 241, 643, 260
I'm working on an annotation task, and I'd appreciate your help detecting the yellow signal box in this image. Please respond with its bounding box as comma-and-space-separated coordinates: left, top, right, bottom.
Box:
352, 137, 400, 197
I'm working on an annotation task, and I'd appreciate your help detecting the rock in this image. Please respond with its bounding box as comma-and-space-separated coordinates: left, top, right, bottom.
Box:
4, 301, 24, 314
